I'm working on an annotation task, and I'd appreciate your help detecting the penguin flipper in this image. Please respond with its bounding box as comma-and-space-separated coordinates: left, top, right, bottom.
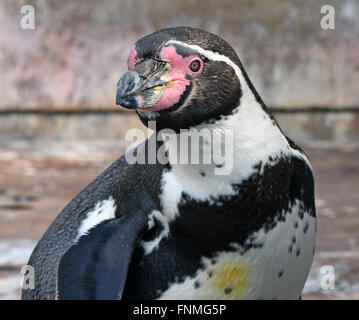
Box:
57, 209, 149, 300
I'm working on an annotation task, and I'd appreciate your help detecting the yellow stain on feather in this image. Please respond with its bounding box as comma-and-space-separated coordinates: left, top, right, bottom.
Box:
195, 260, 249, 300
214, 262, 249, 299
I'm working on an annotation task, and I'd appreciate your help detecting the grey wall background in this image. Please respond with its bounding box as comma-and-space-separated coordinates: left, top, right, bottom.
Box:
0, 0, 358, 140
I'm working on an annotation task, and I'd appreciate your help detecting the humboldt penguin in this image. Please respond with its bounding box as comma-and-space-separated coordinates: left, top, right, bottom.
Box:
22, 27, 316, 300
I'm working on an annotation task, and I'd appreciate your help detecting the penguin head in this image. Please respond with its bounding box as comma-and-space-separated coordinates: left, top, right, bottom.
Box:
116, 27, 245, 131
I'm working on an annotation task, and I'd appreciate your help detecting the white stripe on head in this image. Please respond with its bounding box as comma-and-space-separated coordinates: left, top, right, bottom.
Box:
166, 41, 258, 109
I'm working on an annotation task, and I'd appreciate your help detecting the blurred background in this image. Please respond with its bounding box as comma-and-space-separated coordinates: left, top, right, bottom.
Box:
0, 0, 358, 299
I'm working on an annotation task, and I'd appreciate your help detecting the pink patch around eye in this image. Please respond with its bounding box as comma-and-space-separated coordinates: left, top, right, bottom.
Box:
128, 48, 138, 70
159, 45, 203, 76
143, 45, 203, 111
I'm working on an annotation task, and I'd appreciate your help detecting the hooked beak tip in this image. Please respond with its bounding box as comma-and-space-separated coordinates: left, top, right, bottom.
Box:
115, 87, 123, 105
116, 63, 169, 110
116, 70, 141, 108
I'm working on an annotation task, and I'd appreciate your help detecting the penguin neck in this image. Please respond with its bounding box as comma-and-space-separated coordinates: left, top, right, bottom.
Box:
162, 89, 290, 185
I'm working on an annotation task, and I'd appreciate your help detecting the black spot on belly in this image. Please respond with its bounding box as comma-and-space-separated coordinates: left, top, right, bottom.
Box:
289, 244, 293, 254
278, 269, 284, 278
207, 271, 213, 278
199, 171, 206, 177
199, 262, 206, 272
194, 280, 201, 289
296, 248, 301, 256
292, 235, 296, 244
294, 221, 298, 229
224, 287, 232, 295
297, 210, 304, 220
303, 221, 309, 233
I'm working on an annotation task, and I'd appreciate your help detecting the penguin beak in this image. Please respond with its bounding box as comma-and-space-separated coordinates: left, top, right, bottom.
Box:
116, 59, 170, 109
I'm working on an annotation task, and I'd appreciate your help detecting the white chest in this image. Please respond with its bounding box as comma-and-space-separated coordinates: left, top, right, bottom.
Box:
158, 200, 316, 300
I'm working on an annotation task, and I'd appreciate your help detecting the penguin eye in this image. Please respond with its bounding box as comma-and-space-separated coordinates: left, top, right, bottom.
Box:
189, 59, 202, 73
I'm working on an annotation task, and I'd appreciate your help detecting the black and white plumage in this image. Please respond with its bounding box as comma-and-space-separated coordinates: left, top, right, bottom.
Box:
22, 27, 316, 300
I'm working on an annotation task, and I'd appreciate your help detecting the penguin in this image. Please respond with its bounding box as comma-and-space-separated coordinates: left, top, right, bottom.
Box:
22, 27, 316, 300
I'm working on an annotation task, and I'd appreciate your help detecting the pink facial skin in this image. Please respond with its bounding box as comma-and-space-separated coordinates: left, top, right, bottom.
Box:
128, 45, 202, 111
127, 45, 203, 111
146, 45, 203, 111
128, 47, 138, 70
